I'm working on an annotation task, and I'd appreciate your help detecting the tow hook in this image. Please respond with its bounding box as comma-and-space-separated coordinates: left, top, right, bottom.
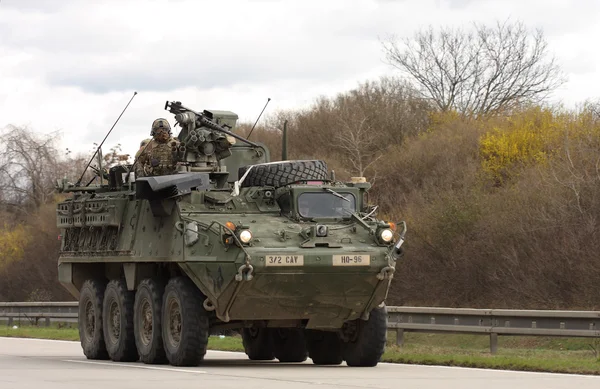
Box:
377, 266, 395, 280
235, 264, 254, 281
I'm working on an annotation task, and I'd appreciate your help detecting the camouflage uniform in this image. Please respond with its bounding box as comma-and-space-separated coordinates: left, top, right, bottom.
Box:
135, 118, 180, 177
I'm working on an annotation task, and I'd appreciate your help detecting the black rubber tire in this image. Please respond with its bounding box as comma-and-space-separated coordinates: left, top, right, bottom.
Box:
134, 278, 167, 364
272, 328, 308, 362
161, 276, 209, 366
241, 327, 275, 360
238, 160, 329, 188
305, 330, 343, 365
102, 279, 138, 362
341, 305, 388, 367
78, 279, 109, 360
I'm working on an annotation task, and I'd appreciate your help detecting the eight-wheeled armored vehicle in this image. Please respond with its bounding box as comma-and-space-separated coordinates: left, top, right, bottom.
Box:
55, 100, 406, 367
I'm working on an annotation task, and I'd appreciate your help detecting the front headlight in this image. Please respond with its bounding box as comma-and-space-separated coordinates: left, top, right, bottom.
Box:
379, 228, 393, 243
239, 229, 253, 243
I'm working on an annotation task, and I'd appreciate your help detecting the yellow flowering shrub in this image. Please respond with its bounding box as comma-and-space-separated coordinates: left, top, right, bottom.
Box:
478, 107, 570, 184
0, 223, 30, 270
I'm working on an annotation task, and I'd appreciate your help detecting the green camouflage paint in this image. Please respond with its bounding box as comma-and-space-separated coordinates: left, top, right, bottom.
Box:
55, 100, 406, 367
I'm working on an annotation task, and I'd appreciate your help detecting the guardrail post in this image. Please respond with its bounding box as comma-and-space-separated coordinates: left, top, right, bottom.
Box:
7, 317, 13, 327
45, 317, 51, 327
396, 329, 404, 347
490, 333, 498, 355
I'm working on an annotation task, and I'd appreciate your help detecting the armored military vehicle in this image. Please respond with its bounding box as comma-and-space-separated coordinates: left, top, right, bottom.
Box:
55, 100, 406, 367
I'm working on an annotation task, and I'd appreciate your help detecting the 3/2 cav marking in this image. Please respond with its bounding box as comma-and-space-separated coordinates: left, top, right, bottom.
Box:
265, 255, 304, 266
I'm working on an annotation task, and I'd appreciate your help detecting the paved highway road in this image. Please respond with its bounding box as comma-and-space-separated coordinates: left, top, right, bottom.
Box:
1, 337, 599, 389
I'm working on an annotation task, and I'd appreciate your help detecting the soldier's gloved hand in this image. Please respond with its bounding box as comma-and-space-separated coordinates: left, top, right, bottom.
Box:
151, 158, 160, 167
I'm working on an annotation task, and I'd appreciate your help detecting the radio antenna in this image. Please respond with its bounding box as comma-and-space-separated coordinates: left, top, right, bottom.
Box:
246, 97, 271, 140
75, 91, 138, 186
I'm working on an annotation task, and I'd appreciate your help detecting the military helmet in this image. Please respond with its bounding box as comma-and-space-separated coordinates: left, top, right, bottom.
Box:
151, 118, 171, 136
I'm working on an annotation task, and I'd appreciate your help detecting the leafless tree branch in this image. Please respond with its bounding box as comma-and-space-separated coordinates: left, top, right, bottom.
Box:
381, 19, 566, 117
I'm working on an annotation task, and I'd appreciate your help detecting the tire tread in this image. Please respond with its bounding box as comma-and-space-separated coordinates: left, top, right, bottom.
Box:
78, 279, 109, 360
103, 278, 138, 362
342, 305, 388, 367
134, 277, 167, 364
162, 276, 209, 366
238, 160, 328, 188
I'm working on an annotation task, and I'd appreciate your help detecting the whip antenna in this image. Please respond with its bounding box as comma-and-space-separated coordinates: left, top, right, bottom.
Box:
246, 97, 271, 140
76, 91, 138, 186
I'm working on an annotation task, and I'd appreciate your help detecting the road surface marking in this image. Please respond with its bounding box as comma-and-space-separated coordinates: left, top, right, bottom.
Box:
64, 359, 207, 374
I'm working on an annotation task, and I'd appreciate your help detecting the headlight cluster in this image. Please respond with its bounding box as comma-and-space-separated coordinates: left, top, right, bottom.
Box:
223, 221, 253, 246
379, 228, 394, 243
239, 229, 253, 243
376, 221, 397, 245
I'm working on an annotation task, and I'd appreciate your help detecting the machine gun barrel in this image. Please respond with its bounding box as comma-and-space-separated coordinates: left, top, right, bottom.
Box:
164, 100, 260, 147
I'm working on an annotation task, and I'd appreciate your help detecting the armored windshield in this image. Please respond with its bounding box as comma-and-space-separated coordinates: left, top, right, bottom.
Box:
297, 191, 356, 218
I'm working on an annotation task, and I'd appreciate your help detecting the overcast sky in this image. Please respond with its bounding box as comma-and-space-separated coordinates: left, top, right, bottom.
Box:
1, 0, 599, 160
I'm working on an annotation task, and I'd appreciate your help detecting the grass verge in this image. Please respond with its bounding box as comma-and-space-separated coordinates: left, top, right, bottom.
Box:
2, 323, 599, 375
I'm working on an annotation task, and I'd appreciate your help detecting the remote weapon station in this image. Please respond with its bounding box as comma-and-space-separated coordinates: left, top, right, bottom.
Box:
55, 94, 406, 367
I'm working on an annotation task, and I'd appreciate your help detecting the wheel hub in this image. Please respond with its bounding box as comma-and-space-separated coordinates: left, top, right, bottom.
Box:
84, 300, 95, 341
167, 297, 182, 347
339, 321, 359, 343
107, 299, 121, 345
140, 298, 153, 346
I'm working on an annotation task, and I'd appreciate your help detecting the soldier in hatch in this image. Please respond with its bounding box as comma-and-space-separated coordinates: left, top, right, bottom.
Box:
135, 118, 180, 177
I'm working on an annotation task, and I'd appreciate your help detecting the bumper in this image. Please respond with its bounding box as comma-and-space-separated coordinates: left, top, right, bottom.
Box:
189, 246, 397, 328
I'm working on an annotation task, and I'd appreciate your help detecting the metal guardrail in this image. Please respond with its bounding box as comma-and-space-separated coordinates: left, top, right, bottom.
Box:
0, 302, 78, 327
387, 306, 600, 354
2, 302, 599, 354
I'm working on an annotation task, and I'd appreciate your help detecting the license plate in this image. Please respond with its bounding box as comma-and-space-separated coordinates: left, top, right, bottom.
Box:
265, 255, 304, 266
332, 254, 370, 266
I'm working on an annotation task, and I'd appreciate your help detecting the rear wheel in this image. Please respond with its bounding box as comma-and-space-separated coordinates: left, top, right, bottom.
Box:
305, 330, 343, 365
102, 279, 138, 362
78, 279, 109, 360
272, 328, 308, 362
340, 305, 388, 367
162, 276, 209, 366
241, 327, 274, 360
134, 278, 167, 364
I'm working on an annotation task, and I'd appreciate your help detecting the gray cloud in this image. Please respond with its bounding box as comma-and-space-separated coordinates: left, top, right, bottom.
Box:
2, 0, 384, 94
40, 47, 375, 93
2, 0, 600, 160
5, 13, 379, 93
0, 3, 136, 54
0, 0, 77, 13
4, 0, 598, 96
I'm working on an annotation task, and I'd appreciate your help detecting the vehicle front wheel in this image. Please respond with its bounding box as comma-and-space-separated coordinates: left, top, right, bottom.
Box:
305, 329, 343, 365
162, 276, 209, 366
340, 305, 388, 367
241, 327, 274, 360
272, 328, 307, 362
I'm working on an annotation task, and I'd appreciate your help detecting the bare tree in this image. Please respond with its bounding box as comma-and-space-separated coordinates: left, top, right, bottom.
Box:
0, 125, 62, 214
333, 104, 384, 178
381, 19, 566, 117
0, 123, 118, 216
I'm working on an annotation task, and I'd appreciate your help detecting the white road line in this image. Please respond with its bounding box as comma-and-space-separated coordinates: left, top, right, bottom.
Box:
1, 336, 79, 343
6, 337, 600, 379
64, 359, 207, 374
